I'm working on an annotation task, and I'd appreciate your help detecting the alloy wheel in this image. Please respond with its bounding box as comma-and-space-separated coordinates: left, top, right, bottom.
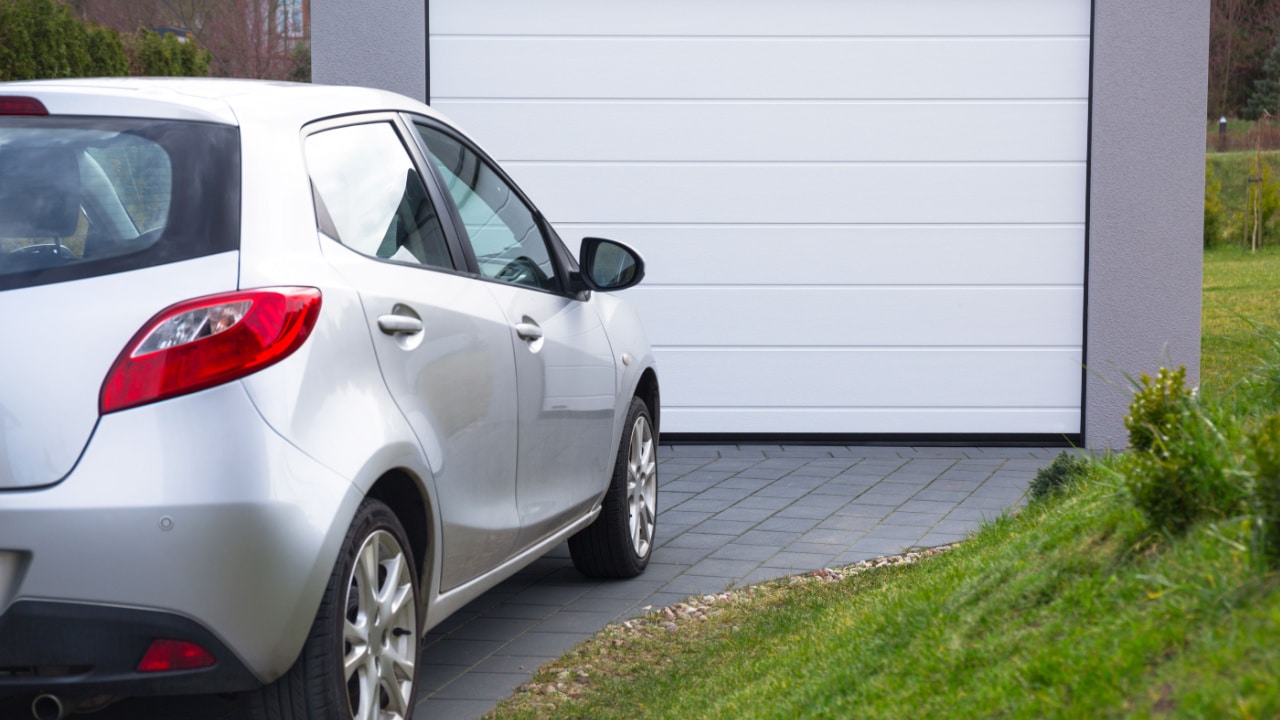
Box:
343, 529, 417, 720
627, 415, 657, 558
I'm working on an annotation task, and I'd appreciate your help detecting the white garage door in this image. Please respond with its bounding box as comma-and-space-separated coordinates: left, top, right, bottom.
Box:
429, 0, 1090, 438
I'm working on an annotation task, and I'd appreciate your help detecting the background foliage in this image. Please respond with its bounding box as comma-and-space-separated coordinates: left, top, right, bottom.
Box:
0, 0, 208, 79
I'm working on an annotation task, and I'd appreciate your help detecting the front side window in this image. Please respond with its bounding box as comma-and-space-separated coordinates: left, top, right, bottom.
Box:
306, 122, 452, 270
415, 124, 560, 292
0, 118, 239, 290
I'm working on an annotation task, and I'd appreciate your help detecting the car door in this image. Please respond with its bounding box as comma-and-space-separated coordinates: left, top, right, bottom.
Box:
412, 121, 618, 551
305, 118, 521, 590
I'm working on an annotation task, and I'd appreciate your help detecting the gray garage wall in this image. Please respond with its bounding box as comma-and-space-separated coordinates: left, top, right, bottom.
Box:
311, 0, 426, 102
312, 0, 1210, 451
1084, 0, 1208, 449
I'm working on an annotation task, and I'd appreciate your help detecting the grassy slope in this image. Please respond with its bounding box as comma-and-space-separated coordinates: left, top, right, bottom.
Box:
496, 484, 1280, 719
489, 251, 1280, 719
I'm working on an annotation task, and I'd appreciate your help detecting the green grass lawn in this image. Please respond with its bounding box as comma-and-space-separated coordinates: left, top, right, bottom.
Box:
1201, 245, 1280, 397
485, 249, 1280, 719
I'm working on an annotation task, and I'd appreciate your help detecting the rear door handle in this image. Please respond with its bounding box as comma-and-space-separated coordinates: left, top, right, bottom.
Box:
378, 314, 423, 335
514, 319, 543, 341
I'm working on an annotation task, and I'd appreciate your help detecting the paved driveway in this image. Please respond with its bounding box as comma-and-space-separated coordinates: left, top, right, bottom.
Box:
417, 444, 1059, 720
0, 444, 1057, 720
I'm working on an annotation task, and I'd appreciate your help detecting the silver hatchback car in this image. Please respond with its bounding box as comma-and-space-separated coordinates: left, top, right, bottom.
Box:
0, 79, 659, 720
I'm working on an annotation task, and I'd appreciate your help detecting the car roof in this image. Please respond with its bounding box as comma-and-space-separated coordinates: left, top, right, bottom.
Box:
0, 78, 443, 128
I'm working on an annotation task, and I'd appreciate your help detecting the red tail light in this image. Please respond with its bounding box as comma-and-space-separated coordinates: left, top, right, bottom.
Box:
100, 287, 322, 414
137, 639, 215, 672
0, 96, 48, 115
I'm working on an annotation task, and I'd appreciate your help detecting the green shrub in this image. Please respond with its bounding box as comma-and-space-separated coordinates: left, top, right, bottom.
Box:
1205, 162, 1227, 248
85, 24, 127, 77
1122, 367, 1251, 535
1029, 451, 1089, 502
124, 30, 210, 78
0, 0, 93, 80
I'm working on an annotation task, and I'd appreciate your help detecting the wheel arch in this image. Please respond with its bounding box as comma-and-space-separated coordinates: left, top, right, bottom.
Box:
365, 469, 433, 612
634, 367, 660, 436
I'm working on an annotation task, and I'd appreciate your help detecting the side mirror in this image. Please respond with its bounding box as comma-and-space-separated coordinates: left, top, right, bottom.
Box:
576, 237, 645, 292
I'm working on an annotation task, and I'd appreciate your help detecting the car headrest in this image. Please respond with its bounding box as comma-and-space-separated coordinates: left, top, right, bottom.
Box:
0, 143, 83, 239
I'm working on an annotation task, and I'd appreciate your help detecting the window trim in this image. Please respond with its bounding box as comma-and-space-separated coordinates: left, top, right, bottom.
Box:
407, 115, 575, 298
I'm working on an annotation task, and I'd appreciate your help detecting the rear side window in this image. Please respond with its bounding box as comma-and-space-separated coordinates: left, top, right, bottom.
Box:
0, 117, 239, 291
305, 122, 453, 270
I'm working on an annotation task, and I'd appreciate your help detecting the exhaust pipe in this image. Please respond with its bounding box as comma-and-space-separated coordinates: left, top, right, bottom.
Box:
30, 694, 65, 720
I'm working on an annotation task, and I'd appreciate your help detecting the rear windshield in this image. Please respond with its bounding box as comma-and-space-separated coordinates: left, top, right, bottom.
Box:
0, 117, 239, 291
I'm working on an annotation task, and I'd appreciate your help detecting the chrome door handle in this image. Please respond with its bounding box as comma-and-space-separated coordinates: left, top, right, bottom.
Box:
377, 315, 423, 335
514, 321, 543, 341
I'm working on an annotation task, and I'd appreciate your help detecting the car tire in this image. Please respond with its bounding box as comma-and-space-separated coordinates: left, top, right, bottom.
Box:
569, 397, 658, 578
246, 498, 420, 720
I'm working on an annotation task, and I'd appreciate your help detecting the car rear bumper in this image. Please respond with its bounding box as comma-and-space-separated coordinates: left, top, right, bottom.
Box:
0, 382, 362, 693
0, 601, 259, 698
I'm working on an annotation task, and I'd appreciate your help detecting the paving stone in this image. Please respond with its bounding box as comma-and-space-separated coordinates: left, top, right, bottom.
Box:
650, 545, 714, 564
447, 617, 541, 642
430, 671, 528, 701
418, 663, 469, 694
737, 529, 804, 546
659, 491, 697, 512
536, 611, 617, 634
918, 532, 969, 547
775, 503, 838, 520
739, 566, 796, 585
898, 499, 961, 515
758, 457, 816, 469
733, 466, 798, 480
696, 486, 756, 501
754, 516, 821, 533
714, 505, 779, 522
420, 638, 506, 666
798, 527, 865, 546
485, 602, 560, 621
847, 536, 918, 555
883, 511, 947, 528
763, 551, 840, 570
708, 543, 779, 562
786, 541, 852, 556
733, 495, 796, 510
660, 509, 716, 525
687, 557, 762, 578
472, 655, 547, 674
667, 531, 742, 549
677, 498, 737, 513
817, 515, 880, 532
788, 464, 850, 478
560, 595, 648, 616
958, 495, 1023, 511
705, 458, 766, 471
914, 488, 972, 503
863, 524, 928, 541
495, 631, 594, 659
662, 573, 736, 596
693, 518, 759, 536
838, 503, 899, 519
753, 484, 814, 499
715, 477, 773, 491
